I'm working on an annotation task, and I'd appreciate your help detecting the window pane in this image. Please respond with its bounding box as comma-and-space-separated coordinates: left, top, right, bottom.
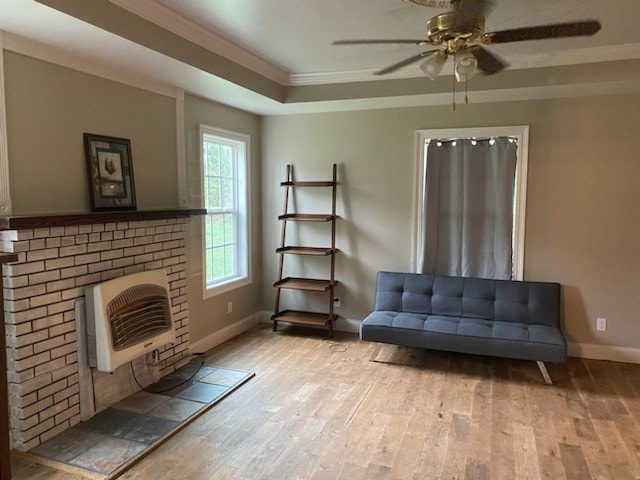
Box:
212, 247, 224, 280
203, 175, 210, 208
224, 213, 235, 244
206, 144, 220, 176
224, 245, 235, 276
221, 178, 233, 209
208, 177, 220, 209
220, 146, 233, 177
205, 215, 212, 248
205, 248, 213, 282
211, 215, 224, 246
201, 127, 249, 292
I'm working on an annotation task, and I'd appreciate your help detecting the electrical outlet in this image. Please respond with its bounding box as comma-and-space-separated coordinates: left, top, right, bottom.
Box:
596, 317, 607, 331
227, 301, 233, 314
334, 297, 341, 308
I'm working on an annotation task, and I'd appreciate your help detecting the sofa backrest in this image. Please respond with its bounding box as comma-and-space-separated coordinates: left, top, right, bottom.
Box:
374, 271, 561, 327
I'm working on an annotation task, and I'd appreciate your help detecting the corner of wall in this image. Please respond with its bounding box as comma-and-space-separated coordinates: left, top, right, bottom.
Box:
0, 32, 13, 215
188, 311, 266, 355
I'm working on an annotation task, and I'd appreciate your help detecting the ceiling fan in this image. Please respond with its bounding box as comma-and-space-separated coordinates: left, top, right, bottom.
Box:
333, 0, 601, 104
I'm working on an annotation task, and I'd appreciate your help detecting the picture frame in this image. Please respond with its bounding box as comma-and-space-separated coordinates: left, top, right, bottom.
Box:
83, 133, 136, 210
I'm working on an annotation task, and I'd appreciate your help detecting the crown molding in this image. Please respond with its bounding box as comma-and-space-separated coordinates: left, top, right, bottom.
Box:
291, 69, 391, 86
108, 0, 291, 86
290, 42, 640, 86
2, 31, 180, 99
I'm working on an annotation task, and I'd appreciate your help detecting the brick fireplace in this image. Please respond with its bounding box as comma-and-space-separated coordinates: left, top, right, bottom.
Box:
0, 210, 203, 451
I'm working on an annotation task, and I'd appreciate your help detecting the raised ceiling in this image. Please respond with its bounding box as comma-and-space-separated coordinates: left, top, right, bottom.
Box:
150, 0, 639, 77
1, 0, 640, 114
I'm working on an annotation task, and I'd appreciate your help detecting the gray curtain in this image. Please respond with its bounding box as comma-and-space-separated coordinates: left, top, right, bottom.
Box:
419, 137, 517, 279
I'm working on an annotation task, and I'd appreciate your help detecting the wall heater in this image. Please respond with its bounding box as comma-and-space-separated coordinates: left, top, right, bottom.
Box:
85, 269, 176, 372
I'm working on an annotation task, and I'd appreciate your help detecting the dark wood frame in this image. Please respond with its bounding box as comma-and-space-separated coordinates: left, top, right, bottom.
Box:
272, 164, 339, 337
83, 133, 136, 210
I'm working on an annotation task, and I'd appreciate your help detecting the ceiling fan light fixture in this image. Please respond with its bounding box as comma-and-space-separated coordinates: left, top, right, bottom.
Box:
454, 49, 478, 82
420, 51, 447, 80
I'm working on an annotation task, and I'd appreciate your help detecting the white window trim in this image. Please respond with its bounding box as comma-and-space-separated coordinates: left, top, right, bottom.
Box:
199, 125, 252, 298
412, 125, 529, 280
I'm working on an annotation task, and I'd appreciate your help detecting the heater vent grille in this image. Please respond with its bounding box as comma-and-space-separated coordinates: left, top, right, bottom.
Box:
86, 269, 176, 372
107, 284, 172, 351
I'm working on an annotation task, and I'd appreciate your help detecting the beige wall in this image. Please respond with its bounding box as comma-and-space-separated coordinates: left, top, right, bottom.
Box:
4, 51, 178, 213
262, 95, 640, 350
2, 51, 265, 348
183, 94, 263, 345
4, 48, 640, 352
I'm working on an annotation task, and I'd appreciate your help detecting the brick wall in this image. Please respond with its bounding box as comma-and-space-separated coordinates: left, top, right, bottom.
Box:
0, 218, 191, 451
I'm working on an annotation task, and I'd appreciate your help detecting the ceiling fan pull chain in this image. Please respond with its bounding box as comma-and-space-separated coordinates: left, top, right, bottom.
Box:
465, 78, 469, 105
452, 61, 457, 111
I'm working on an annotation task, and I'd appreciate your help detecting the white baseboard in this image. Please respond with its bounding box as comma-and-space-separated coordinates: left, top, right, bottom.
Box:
567, 342, 640, 364
189, 311, 266, 354
336, 317, 360, 334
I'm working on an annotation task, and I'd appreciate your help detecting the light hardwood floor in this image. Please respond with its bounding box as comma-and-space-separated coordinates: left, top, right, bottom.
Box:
12, 324, 640, 480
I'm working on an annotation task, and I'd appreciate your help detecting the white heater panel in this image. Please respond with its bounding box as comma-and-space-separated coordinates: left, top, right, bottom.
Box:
85, 269, 175, 372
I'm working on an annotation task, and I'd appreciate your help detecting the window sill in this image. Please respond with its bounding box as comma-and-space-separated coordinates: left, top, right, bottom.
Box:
203, 276, 251, 299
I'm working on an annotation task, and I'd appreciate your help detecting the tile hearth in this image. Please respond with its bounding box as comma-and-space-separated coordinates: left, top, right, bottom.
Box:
26, 365, 254, 478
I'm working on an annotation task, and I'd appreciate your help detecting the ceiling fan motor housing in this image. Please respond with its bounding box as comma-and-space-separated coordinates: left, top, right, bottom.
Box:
426, 12, 484, 50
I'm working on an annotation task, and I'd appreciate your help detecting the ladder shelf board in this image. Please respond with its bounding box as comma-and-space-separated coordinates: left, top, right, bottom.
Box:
271, 310, 338, 327
276, 246, 339, 256
273, 277, 338, 292
280, 181, 335, 187
278, 213, 336, 222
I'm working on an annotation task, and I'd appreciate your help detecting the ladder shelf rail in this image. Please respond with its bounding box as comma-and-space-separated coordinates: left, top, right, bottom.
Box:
272, 164, 339, 337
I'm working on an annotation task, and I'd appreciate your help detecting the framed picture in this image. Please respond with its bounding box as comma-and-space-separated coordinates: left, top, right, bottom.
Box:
84, 133, 136, 210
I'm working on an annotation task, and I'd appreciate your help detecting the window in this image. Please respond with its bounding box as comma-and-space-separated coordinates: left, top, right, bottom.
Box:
413, 126, 529, 280
200, 126, 251, 295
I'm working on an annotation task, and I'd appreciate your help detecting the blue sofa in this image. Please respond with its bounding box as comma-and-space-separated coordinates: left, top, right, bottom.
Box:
359, 272, 567, 384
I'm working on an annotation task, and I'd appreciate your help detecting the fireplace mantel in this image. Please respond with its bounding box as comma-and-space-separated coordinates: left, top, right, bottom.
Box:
0, 208, 205, 230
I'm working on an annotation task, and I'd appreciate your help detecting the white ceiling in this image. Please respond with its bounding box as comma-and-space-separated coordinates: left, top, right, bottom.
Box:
1, 0, 640, 114
150, 0, 640, 77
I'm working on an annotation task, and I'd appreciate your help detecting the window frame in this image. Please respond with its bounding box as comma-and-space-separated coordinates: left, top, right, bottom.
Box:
199, 125, 251, 298
412, 126, 529, 280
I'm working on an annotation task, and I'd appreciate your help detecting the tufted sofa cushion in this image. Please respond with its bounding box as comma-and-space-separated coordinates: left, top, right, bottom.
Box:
375, 272, 560, 327
362, 272, 567, 363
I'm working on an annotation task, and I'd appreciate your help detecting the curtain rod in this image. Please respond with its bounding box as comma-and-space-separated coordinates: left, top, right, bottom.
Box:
426, 136, 518, 143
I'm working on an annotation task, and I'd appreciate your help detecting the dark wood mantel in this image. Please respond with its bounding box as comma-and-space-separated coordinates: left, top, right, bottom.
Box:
0, 209, 206, 231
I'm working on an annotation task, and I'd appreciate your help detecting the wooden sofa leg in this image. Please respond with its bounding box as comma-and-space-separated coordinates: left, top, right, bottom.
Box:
537, 361, 553, 386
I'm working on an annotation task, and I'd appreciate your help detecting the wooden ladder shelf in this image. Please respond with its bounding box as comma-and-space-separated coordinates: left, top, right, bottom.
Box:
272, 164, 339, 337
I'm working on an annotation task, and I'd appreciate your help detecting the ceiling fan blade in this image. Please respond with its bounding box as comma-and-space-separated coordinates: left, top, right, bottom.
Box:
483, 20, 601, 44
453, 0, 493, 16
375, 50, 440, 75
332, 39, 426, 46
468, 45, 506, 75
449, 0, 494, 33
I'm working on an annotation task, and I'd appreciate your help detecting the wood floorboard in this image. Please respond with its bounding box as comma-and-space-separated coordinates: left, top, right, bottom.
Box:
11, 324, 640, 480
